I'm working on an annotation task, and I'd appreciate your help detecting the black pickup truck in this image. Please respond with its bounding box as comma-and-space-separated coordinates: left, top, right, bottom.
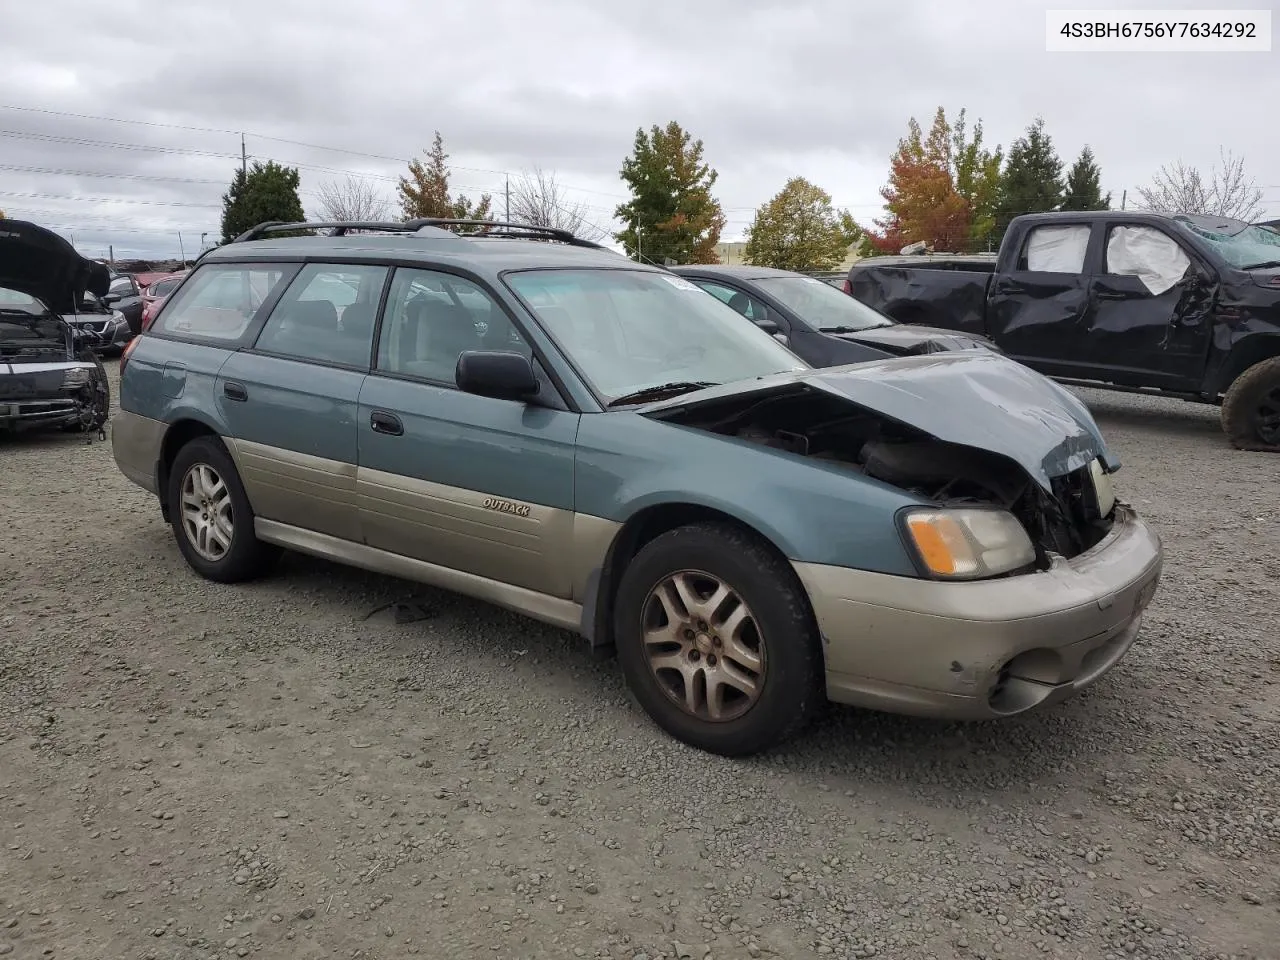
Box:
845, 211, 1280, 451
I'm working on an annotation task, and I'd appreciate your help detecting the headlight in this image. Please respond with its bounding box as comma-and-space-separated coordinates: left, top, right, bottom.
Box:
1089, 458, 1115, 518
899, 506, 1036, 580
61, 367, 91, 389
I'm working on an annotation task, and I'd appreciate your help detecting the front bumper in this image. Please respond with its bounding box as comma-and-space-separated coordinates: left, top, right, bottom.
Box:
0, 360, 99, 429
792, 504, 1162, 720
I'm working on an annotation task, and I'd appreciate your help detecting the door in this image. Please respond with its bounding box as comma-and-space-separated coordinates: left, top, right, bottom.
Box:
986, 222, 1096, 375
215, 262, 388, 543
1085, 223, 1214, 388
356, 267, 580, 598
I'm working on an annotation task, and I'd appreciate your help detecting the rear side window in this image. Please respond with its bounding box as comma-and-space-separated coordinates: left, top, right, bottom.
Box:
155, 264, 292, 342
254, 263, 388, 368
1020, 225, 1090, 273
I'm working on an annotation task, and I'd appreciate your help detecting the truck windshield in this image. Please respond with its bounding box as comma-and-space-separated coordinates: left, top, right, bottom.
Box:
1174, 216, 1280, 269
752, 276, 894, 332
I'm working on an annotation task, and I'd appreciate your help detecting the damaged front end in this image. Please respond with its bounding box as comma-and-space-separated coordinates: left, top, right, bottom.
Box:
644, 354, 1120, 570
1, 311, 111, 438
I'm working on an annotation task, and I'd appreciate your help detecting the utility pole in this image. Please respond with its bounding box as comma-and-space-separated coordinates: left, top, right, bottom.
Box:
636, 227, 642, 263
241, 133, 247, 178
109, 244, 115, 266
504, 174, 510, 222
1121, 189, 1127, 211
178, 232, 186, 264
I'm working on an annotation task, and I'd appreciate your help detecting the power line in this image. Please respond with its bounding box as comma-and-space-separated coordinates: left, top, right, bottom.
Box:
0, 189, 221, 208
0, 103, 632, 200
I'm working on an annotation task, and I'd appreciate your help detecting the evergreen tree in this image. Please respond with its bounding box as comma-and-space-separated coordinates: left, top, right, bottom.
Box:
220, 161, 306, 244
1061, 146, 1111, 210
995, 118, 1064, 234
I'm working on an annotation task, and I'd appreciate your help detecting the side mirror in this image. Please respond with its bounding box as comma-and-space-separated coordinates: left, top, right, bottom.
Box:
754, 316, 779, 335
102, 293, 121, 305
456, 350, 540, 402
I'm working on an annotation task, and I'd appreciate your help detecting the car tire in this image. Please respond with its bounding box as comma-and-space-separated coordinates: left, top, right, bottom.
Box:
1221, 357, 1280, 451
167, 436, 279, 582
612, 521, 824, 756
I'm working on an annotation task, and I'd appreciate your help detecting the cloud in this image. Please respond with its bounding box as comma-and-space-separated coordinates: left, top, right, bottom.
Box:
1, 0, 1276, 258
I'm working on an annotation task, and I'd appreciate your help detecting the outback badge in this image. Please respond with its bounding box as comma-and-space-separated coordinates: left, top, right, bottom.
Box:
483, 496, 531, 518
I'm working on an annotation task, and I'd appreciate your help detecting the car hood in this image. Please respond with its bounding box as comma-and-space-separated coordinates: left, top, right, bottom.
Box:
641, 352, 1117, 490
831, 324, 997, 355
0, 219, 111, 315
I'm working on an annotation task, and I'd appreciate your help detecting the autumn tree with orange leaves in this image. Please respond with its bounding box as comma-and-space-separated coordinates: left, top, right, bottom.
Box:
868, 107, 1001, 254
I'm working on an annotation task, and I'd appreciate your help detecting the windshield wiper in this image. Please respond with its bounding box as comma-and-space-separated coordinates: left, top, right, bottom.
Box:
1241, 260, 1280, 270
606, 381, 719, 407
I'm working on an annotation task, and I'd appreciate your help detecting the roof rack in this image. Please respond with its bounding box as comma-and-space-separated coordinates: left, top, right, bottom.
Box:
403, 218, 611, 251
231, 220, 430, 243
231, 218, 611, 251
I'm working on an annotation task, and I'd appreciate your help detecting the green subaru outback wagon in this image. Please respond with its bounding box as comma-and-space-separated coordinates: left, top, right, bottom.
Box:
112, 219, 1163, 756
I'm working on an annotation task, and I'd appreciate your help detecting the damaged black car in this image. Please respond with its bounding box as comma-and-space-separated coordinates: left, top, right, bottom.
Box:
0, 219, 112, 436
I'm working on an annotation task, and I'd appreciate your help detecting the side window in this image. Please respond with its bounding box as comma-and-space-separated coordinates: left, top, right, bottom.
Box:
1020, 224, 1091, 273
376, 268, 530, 385
253, 263, 388, 368
691, 280, 767, 322
1104, 225, 1191, 295
155, 263, 292, 342
108, 276, 135, 296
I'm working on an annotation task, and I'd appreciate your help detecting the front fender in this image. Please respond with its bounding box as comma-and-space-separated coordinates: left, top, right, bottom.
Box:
574, 413, 924, 577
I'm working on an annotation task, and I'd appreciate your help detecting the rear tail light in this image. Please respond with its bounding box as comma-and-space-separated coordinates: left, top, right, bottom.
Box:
842, 278, 852, 295
119, 336, 140, 376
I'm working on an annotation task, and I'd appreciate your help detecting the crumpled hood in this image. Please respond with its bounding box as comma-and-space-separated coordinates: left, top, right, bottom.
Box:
833, 324, 997, 355
0, 219, 110, 315
642, 352, 1118, 490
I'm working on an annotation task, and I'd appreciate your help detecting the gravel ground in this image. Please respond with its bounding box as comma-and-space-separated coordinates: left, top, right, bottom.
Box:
1, 361, 1277, 960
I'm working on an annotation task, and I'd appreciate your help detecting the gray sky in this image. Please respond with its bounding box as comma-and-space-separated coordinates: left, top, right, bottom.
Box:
1, 0, 1276, 259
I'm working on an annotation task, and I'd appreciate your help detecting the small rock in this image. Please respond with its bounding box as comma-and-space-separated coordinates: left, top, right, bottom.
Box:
273, 811, 289, 819
296, 908, 316, 920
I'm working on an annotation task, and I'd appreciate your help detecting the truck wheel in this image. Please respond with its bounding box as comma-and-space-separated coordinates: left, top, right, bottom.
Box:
167, 436, 280, 582
612, 522, 824, 756
1221, 357, 1280, 451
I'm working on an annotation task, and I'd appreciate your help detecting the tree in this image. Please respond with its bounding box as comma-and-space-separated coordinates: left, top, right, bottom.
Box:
995, 117, 1064, 233
398, 131, 492, 223
871, 108, 973, 253
615, 121, 725, 264
1061, 146, 1111, 211
509, 167, 606, 241
315, 174, 389, 222
743, 177, 861, 271
220, 160, 306, 244
951, 109, 1003, 249
1136, 148, 1264, 221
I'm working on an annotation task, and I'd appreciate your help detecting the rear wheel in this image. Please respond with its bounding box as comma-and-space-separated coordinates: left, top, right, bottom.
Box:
167, 436, 279, 582
1221, 357, 1280, 451
613, 522, 824, 756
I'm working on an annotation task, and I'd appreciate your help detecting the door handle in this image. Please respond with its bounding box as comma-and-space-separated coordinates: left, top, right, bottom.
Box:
223, 381, 248, 402
370, 410, 403, 436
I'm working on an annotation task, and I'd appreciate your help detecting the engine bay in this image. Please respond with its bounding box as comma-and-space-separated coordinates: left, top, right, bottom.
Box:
653, 386, 1113, 563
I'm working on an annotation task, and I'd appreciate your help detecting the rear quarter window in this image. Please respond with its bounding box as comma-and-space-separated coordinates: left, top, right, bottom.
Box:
154, 263, 295, 343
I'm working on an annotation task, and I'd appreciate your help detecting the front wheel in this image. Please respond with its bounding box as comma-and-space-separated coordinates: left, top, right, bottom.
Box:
613, 522, 824, 756
1221, 357, 1280, 451
167, 436, 279, 582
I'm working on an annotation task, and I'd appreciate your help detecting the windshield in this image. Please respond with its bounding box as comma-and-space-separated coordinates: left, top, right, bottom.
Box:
504, 269, 806, 403
751, 276, 893, 332
1174, 216, 1280, 269
0, 287, 45, 314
